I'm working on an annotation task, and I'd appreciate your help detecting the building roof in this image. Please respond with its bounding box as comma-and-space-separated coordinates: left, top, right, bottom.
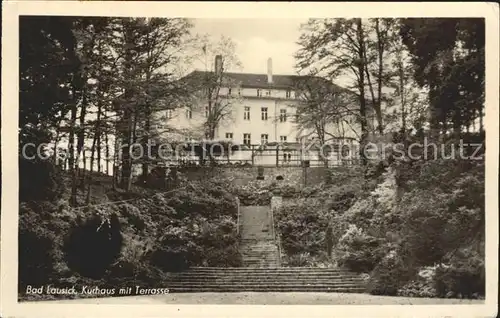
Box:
183, 70, 345, 91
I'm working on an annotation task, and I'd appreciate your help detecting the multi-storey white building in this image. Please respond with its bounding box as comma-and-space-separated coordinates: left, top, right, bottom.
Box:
157, 56, 364, 166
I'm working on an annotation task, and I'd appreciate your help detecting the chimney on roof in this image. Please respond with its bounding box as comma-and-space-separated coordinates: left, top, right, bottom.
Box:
267, 58, 273, 84
215, 55, 223, 76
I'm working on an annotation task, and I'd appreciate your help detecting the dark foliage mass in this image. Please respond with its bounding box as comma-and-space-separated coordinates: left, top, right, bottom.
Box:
275, 158, 485, 298
18, 167, 242, 297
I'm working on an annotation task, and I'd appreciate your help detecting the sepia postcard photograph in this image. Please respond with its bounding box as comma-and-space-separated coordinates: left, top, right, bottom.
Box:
1, 1, 498, 317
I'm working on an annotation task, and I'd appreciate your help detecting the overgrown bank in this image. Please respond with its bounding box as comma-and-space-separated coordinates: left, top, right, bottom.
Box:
274, 158, 485, 299
19, 161, 242, 301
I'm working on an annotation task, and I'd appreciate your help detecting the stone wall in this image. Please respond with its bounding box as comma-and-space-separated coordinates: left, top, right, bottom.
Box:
179, 166, 330, 188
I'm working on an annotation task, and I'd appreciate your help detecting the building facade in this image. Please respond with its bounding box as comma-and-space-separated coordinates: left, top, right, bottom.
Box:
157, 56, 363, 166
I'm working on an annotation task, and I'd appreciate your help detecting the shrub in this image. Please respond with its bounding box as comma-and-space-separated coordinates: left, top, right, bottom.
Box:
300, 184, 323, 198
398, 280, 438, 298
433, 244, 485, 299
19, 227, 55, 288
18, 202, 64, 290
18, 174, 242, 300
336, 224, 386, 273
19, 157, 63, 202
193, 216, 242, 267
149, 224, 193, 272
63, 214, 123, 279
275, 202, 329, 257
334, 197, 377, 234
367, 251, 414, 296
397, 160, 485, 268
279, 184, 300, 198
285, 252, 313, 267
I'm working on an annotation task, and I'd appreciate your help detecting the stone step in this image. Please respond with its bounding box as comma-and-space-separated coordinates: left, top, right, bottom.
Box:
186, 267, 356, 272
240, 239, 275, 241
240, 247, 277, 250
241, 253, 277, 257
164, 272, 364, 277
166, 274, 363, 279
166, 286, 366, 293
163, 278, 364, 284
165, 282, 363, 287
242, 253, 277, 255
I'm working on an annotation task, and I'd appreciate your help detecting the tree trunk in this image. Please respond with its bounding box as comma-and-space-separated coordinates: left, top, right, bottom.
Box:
429, 89, 441, 140
86, 130, 98, 204
141, 63, 152, 184
53, 118, 62, 165
356, 19, 368, 166
97, 103, 102, 173
479, 106, 483, 132
105, 112, 110, 175
375, 19, 384, 134
120, 106, 134, 191
112, 131, 119, 191
76, 89, 88, 190
141, 120, 150, 184
399, 61, 406, 134
120, 25, 135, 192
68, 80, 78, 206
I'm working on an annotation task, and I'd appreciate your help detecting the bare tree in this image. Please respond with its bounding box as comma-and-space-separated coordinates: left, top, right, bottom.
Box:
189, 35, 243, 141
296, 18, 372, 165
292, 76, 358, 166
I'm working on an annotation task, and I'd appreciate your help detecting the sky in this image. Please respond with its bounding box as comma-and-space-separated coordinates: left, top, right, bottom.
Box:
190, 18, 308, 75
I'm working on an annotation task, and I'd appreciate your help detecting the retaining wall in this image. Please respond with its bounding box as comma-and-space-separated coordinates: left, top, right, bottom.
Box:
179, 166, 330, 188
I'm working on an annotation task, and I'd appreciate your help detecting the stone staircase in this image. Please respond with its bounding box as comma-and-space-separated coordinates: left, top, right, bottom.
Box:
239, 206, 279, 267
162, 267, 367, 293
159, 201, 367, 293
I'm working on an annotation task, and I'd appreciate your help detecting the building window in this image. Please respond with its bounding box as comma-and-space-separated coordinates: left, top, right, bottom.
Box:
280, 136, 287, 142
228, 88, 232, 96
243, 133, 251, 146
244, 106, 250, 120
257, 89, 262, 97
238, 88, 242, 96
286, 90, 291, 98
261, 134, 268, 144
261, 107, 268, 120
280, 109, 287, 122
186, 109, 192, 119
166, 109, 173, 119
225, 132, 233, 140
283, 152, 292, 162
265, 90, 271, 96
